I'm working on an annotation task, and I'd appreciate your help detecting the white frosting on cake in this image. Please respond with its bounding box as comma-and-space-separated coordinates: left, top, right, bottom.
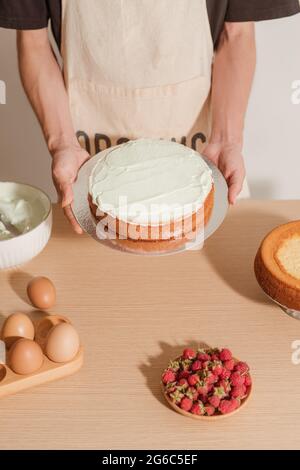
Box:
89, 139, 213, 226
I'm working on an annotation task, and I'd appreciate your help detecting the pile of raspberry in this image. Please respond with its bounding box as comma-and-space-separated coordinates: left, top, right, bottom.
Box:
162, 347, 251, 416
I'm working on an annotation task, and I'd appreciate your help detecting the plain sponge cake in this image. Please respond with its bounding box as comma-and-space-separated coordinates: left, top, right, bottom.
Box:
254, 221, 300, 310
89, 139, 214, 251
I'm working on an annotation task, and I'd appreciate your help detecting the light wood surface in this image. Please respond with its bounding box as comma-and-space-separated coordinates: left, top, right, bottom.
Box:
0, 201, 300, 450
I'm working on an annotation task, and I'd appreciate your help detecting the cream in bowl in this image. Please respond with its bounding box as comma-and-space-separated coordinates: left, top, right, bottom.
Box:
0, 182, 52, 270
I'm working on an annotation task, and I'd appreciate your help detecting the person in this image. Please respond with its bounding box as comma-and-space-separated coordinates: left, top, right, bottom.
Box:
0, 0, 299, 233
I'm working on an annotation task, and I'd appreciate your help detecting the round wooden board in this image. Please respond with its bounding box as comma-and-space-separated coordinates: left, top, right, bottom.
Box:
161, 356, 253, 420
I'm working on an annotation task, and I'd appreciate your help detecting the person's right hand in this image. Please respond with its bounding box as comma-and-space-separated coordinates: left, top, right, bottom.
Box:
51, 145, 90, 234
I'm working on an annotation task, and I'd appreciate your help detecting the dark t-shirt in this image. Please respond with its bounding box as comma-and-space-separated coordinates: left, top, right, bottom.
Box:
0, 0, 299, 50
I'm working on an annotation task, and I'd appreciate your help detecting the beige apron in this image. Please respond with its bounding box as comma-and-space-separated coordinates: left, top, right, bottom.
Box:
61, 0, 213, 154
61, 0, 250, 197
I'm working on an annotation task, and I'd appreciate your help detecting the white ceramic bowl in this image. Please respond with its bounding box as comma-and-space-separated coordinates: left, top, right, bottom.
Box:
0, 182, 52, 270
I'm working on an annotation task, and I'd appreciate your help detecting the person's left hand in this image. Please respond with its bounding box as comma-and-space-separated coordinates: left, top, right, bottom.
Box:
202, 141, 245, 205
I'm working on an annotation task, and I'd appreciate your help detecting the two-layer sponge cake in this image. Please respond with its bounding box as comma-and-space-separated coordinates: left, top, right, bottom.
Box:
89, 139, 214, 252
255, 221, 300, 310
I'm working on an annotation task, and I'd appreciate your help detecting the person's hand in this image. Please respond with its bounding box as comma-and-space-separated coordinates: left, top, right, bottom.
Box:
51, 145, 90, 234
202, 141, 245, 205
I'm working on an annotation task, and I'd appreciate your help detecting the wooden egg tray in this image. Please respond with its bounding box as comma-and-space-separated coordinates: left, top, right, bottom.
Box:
162, 356, 252, 420
0, 315, 83, 399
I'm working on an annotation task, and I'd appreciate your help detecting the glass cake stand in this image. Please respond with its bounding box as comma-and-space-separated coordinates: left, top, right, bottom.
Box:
264, 292, 300, 320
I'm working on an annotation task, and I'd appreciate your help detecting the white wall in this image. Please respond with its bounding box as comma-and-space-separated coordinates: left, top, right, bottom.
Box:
0, 28, 55, 199
0, 14, 300, 201
245, 13, 300, 199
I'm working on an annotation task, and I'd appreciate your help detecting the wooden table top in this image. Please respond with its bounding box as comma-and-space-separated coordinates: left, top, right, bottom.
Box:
1, 201, 300, 450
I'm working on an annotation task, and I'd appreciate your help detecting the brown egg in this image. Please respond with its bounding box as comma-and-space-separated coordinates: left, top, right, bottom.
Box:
9, 338, 44, 375
35, 315, 69, 350
1, 313, 35, 348
45, 323, 80, 363
27, 276, 56, 310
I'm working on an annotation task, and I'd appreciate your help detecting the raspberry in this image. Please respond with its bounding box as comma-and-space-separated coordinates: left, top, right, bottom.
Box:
220, 349, 232, 361
208, 395, 220, 408
230, 397, 241, 411
224, 359, 235, 371
199, 394, 208, 404
244, 374, 252, 387
230, 372, 245, 387
180, 397, 193, 411
186, 387, 198, 401
191, 402, 205, 416
196, 382, 208, 395
212, 363, 223, 376
162, 370, 176, 384
234, 362, 249, 375
202, 361, 211, 369
218, 399, 230, 414
178, 370, 190, 380
219, 379, 231, 395
205, 405, 215, 416
220, 368, 231, 380
231, 384, 246, 398
204, 371, 217, 385
177, 378, 188, 388
188, 374, 200, 386
197, 352, 211, 362
211, 353, 220, 361
219, 399, 236, 415
183, 348, 196, 360
191, 360, 202, 372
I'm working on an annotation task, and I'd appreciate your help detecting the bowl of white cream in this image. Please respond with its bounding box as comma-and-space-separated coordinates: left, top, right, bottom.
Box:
0, 182, 52, 269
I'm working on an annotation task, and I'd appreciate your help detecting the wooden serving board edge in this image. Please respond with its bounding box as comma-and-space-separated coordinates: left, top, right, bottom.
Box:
0, 347, 83, 398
